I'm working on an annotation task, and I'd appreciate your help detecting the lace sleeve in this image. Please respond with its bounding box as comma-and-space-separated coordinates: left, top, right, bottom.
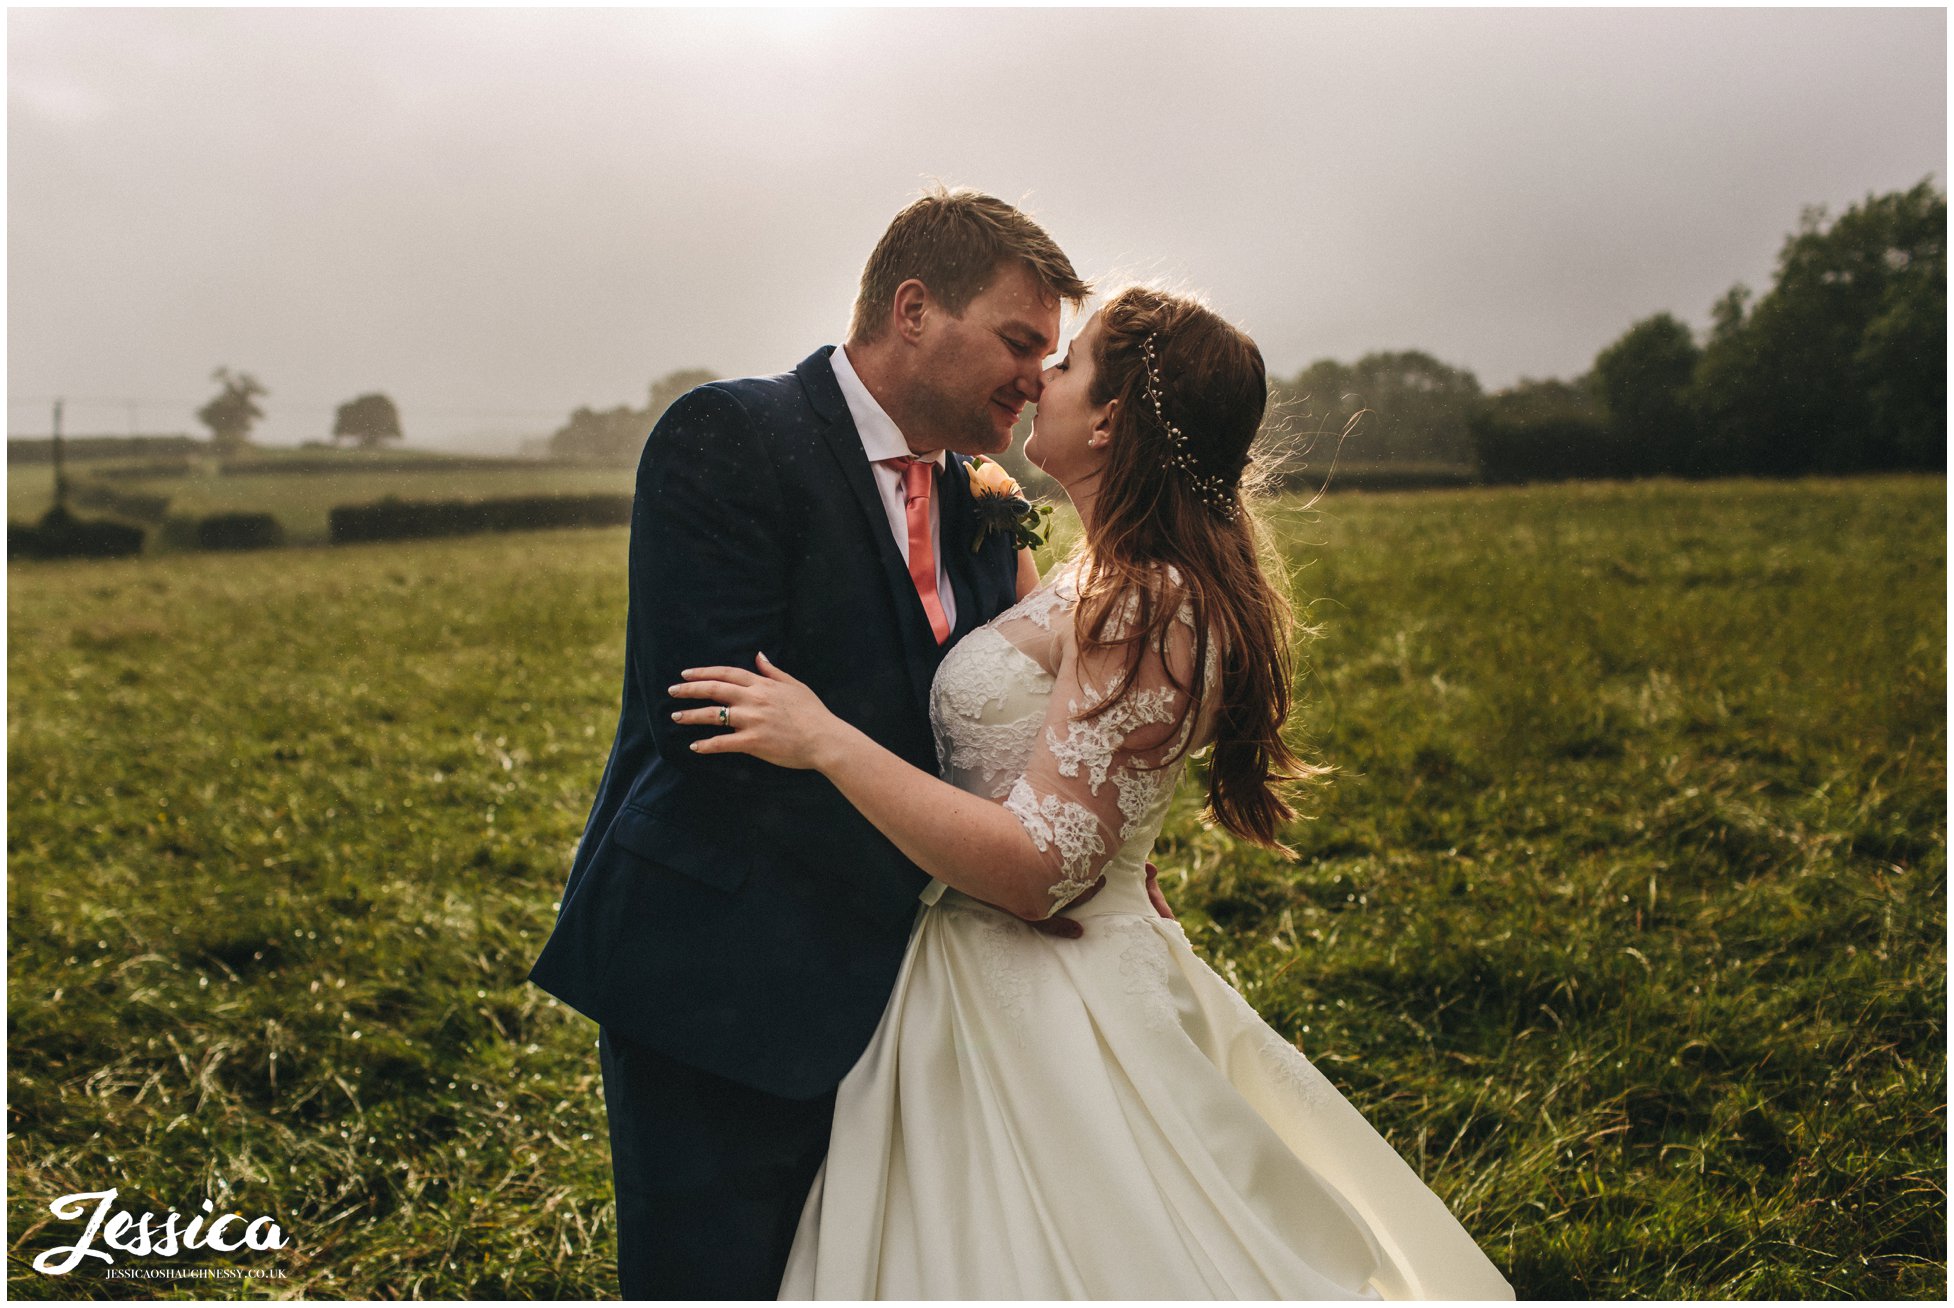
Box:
1001, 590, 1207, 917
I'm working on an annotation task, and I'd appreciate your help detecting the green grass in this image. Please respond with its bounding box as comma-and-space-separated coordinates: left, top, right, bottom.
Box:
8, 475, 1944, 1298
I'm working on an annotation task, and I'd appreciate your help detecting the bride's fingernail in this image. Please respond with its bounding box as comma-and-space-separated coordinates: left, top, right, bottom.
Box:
670, 712, 682, 721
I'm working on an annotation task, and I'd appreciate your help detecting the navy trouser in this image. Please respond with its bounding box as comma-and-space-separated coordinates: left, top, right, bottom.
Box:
598, 1026, 836, 1300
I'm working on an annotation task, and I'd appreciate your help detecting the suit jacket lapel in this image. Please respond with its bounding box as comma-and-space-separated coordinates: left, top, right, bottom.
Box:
795, 348, 938, 719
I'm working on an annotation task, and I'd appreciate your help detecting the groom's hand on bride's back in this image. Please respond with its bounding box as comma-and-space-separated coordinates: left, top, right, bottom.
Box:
1024, 875, 1104, 939
1020, 863, 1174, 938
1144, 862, 1176, 921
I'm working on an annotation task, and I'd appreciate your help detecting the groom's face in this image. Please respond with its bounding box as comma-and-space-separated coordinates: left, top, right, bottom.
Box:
910, 261, 1060, 456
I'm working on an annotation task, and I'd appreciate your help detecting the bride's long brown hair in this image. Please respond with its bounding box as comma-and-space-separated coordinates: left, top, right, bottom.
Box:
1072, 287, 1328, 851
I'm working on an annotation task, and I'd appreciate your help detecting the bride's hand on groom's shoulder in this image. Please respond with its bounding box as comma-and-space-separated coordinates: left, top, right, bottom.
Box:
669, 653, 839, 772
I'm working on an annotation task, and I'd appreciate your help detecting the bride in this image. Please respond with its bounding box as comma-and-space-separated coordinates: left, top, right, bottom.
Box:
669, 286, 1514, 1299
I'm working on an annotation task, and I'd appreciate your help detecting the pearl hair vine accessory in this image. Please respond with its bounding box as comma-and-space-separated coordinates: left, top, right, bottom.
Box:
1140, 333, 1239, 522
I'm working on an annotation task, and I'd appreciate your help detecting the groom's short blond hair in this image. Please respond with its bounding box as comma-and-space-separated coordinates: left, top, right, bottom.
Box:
848, 187, 1089, 344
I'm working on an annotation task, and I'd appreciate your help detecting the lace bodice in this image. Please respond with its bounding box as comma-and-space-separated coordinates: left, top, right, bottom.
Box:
928, 559, 1217, 917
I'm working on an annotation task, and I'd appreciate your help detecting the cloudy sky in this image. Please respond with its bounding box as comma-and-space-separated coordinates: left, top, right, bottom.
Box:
8, 7, 1945, 448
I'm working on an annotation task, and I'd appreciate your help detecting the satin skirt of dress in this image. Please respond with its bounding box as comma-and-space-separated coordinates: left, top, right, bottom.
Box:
778, 883, 1515, 1300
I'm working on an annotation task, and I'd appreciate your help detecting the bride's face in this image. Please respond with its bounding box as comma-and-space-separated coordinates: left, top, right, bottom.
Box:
1026, 311, 1115, 482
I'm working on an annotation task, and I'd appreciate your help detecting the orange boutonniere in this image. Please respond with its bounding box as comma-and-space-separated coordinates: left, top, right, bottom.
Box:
965, 457, 1053, 554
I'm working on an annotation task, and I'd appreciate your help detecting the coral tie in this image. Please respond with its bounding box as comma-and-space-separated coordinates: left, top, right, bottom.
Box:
888, 456, 952, 645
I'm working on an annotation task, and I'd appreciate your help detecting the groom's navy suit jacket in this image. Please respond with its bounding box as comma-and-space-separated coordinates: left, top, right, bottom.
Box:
528, 347, 1020, 1101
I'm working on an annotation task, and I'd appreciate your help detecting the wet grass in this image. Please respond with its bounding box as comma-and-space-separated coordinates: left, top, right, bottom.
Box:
8, 473, 1944, 1297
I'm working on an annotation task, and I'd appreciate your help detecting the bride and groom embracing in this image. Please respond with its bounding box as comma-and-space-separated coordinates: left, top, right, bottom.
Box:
528, 189, 1514, 1300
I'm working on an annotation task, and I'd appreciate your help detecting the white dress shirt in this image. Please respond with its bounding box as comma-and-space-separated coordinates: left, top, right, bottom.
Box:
828, 344, 957, 629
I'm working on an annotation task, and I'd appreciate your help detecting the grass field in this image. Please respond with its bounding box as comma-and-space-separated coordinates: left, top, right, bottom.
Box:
7, 475, 1945, 1298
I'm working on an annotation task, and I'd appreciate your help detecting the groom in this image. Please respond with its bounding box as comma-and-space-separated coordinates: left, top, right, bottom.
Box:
528, 189, 1090, 1298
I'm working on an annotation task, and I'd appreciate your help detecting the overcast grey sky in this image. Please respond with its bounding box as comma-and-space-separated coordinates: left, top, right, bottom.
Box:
8, 7, 1945, 448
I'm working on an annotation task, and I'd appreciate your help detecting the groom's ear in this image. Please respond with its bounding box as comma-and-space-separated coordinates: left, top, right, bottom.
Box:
893, 278, 930, 345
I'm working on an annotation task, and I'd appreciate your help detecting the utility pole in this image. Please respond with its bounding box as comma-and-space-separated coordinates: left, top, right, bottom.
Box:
51, 398, 69, 515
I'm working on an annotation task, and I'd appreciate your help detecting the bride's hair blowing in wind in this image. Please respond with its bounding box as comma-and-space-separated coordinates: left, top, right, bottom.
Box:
1071, 286, 1328, 851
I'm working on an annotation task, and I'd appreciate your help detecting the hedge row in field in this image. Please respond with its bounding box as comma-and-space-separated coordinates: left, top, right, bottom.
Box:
94, 457, 198, 480
329, 492, 634, 544
155, 512, 286, 552
223, 454, 548, 477
6, 434, 204, 464
8, 508, 145, 559
9, 509, 288, 558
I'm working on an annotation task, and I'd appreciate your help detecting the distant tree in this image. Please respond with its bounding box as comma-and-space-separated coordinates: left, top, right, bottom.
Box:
332, 393, 404, 449
1855, 235, 1946, 470
1592, 313, 1702, 477
1687, 286, 1762, 475
1693, 178, 1945, 475
548, 405, 654, 464
197, 368, 266, 458
1468, 376, 1618, 483
548, 368, 717, 463
648, 369, 719, 421
1272, 351, 1481, 471
1354, 351, 1482, 465
1708, 283, 1752, 341
1483, 376, 1605, 427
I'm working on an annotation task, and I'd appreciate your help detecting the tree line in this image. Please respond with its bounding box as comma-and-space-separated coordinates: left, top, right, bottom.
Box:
543, 369, 718, 462
197, 369, 721, 464
1285, 180, 1943, 485
185, 181, 1943, 484
586, 184, 1941, 489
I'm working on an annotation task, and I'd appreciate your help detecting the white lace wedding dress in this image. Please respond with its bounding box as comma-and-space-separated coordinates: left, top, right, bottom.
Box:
779, 562, 1514, 1300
